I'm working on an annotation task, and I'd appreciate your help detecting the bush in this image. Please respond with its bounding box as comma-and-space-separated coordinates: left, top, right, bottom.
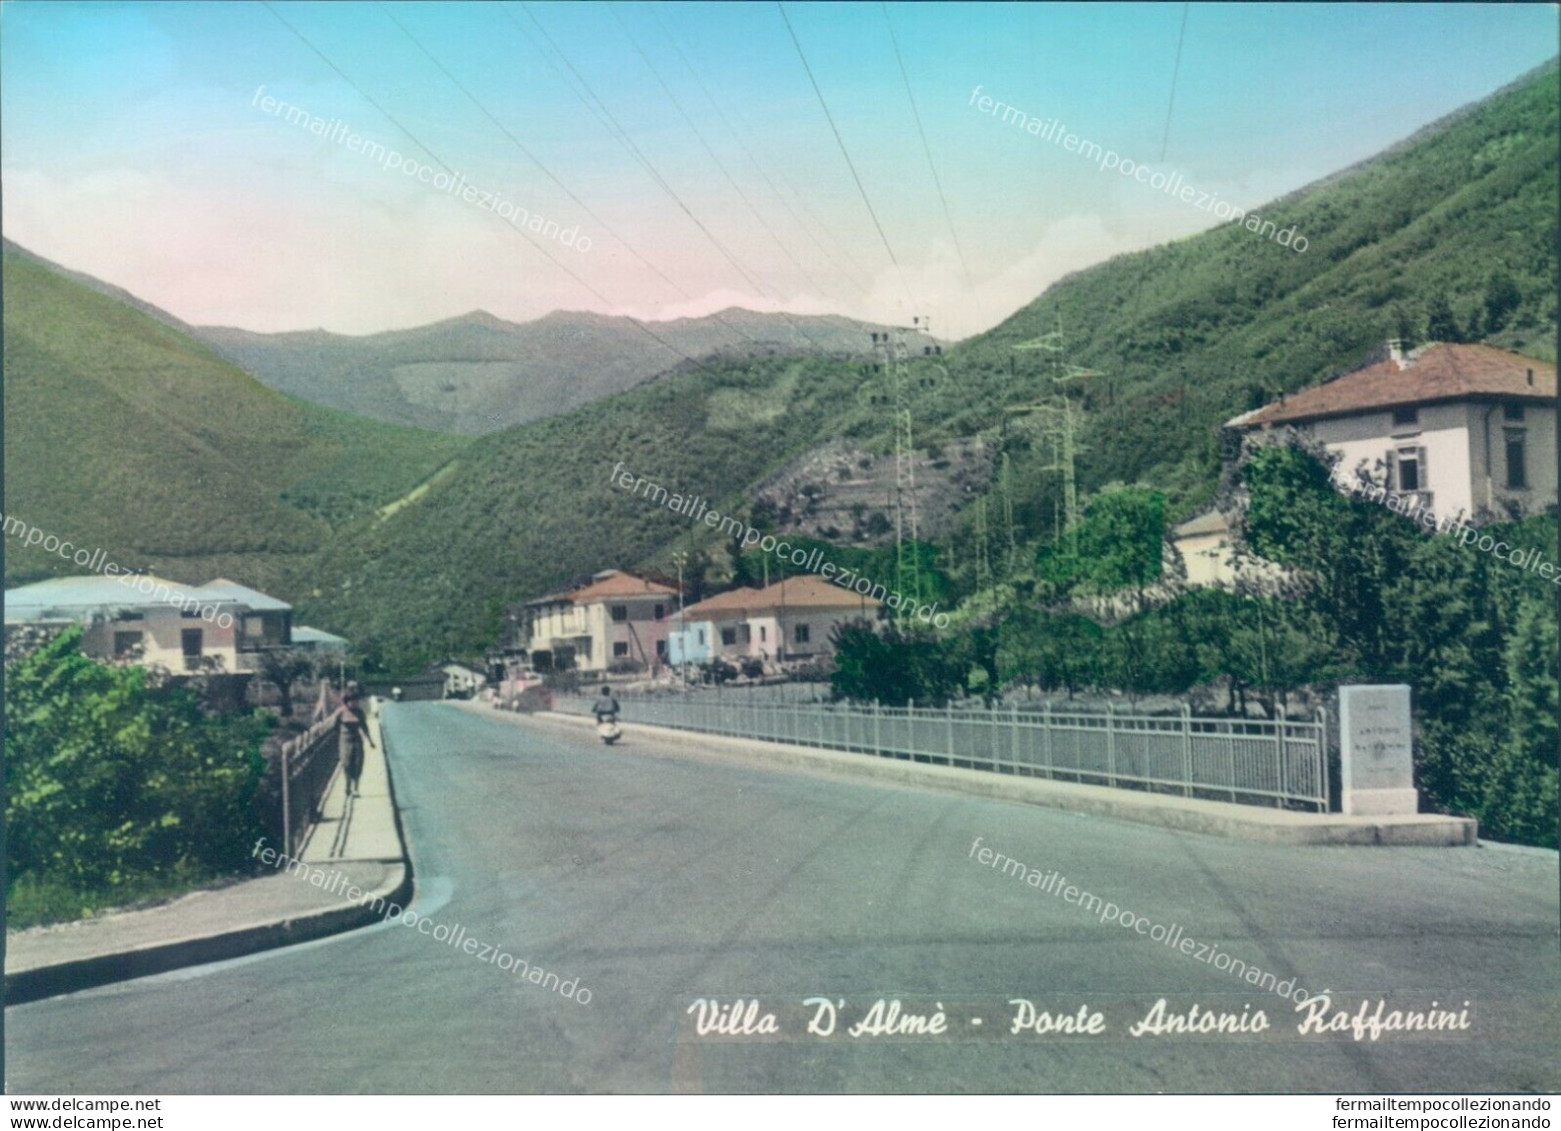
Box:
829, 620, 964, 706
4, 628, 269, 921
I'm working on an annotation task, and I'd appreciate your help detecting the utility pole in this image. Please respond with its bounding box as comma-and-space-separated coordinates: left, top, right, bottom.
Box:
974, 496, 991, 602
1001, 450, 1018, 579
673, 550, 688, 690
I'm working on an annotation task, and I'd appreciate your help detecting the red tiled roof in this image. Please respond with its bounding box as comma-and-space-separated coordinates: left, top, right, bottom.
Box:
564, 571, 677, 603
683, 574, 882, 619
1233, 344, 1556, 428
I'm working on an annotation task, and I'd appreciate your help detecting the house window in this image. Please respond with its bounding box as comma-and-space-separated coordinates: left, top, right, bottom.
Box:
238, 614, 271, 652
759, 626, 767, 643
181, 606, 203, 618
794, 624, 811, 644
721, 627, 736, 646
1505, 429, 1528, 489
1504, 403, 1525, 422
654, 603, 665, 620
181, 629, 203, 656
610, 605, 628, 622
115, 610, 144, 622
697, 630, 706, 645
113, 630, 143, 656
740, 624, 752, 644
656, 640, 667, 657
1391, 406, 1418, 427
1394, 446, 1423, 492
613, 641, 629, 657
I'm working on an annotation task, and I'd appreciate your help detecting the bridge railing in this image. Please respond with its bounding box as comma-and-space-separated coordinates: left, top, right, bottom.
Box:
279, 716, 340, 856
555, 694, 1330, 811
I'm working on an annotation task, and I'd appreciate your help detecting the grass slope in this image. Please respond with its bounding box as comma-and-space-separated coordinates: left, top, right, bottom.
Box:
307, 61, 1558, 672
304, 354, 872, 670
2, 251, 466, 594
942, 60, 1558, 524
197, 308, 936, 436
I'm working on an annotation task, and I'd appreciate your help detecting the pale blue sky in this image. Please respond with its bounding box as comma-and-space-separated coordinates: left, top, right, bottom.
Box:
2, 1, 1555, 337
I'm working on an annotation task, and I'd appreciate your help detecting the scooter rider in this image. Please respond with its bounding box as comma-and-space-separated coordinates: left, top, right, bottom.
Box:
593, 685, 620, 724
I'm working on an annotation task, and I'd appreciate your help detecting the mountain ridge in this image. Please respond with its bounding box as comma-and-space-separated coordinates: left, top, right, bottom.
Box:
188, 305, 937, 437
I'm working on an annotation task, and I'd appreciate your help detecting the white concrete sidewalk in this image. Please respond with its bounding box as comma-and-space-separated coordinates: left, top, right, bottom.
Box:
300, 702, 402, 863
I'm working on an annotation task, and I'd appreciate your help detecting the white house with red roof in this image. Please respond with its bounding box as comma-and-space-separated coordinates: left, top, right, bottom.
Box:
521, 569, 677, 674
1175, 342, 1556, 589
670, 575, 883, 668
1228, 341, 1556, 523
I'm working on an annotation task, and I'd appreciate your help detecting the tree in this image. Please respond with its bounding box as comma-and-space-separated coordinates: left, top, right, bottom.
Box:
1391, 305, 1419, 351
5, 628, 267, 912
1035, 487, 1165, 608
1424, 293, 1463, 343
256, 648, 314, 720
829, 620, 964, 706
996, 607, 1048, 695
1240, 442, 1415, 674
727, 532, 756, 588
1484, 270, 1522, 333
950, 626, 1001, 704
1034, 613, 1105, 698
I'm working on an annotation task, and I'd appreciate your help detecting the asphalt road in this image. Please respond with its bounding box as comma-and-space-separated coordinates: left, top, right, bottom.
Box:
8, 702, 1559, 1093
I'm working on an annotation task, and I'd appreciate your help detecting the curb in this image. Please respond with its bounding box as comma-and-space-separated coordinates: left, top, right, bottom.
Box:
5, 702, 414, 1006
527, 708, 1476, 848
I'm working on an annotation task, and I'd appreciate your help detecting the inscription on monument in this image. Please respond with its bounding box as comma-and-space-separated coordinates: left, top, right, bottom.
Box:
1339, 684, 1415, 815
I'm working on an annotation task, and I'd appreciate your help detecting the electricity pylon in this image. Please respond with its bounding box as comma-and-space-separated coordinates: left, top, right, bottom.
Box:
1000, 451, 1018, 578
973, 495, 991, 600
868, 317, 940, 625
1011, 316, 1101, 552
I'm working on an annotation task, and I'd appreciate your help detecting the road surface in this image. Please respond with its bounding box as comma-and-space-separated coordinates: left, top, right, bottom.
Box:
8, 702, 1558, 1092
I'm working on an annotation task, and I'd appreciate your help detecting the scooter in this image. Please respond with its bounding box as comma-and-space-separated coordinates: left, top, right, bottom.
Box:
596, 716, 622, 745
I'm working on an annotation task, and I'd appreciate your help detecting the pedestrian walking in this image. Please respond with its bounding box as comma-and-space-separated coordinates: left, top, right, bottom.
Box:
339, 683, 375, 796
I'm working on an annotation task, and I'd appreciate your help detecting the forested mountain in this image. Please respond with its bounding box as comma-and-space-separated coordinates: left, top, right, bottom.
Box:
5, 61, 1553, 674
299, 60, 1556, 670
195, 308, 936, 435
1, 250, 465, 593
943, 60, 1557, 527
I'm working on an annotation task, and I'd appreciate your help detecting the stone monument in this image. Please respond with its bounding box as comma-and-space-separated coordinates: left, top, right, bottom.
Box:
1339, 684, 1416, 816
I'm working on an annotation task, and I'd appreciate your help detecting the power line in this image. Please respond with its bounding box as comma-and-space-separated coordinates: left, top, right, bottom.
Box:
517, 1, 834, 351
610, 2, 844, 311
259, 2, 764, 388
729, 103, 881, 297
375, 2, 678, 301
375, 2, 781, 356
776, 1, 917, 313
880, 1, 982, 323
1159, 2, 1191, 162
646, 5, 876, 299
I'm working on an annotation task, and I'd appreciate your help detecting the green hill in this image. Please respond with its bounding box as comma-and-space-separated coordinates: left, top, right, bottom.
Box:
2, 251, 466, 593
195, 308, 937, 436
302, 352, 874, 670
303, 61, 1556, 671
8, 62, 1553, 673
940, 60, 1558, 524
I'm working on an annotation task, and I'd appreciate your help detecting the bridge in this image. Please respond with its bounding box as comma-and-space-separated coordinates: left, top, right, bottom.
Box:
8, 702, 1557, 1093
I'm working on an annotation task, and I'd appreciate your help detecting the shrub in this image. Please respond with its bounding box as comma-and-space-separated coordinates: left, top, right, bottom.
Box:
4, 628, 268, 920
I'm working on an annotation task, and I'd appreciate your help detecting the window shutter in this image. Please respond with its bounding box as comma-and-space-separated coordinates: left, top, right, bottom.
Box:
1385, 450, 1397, 491
1417, 446, 1428, 489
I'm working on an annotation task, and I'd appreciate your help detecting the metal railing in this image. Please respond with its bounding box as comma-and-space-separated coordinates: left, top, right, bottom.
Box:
280, 716, 340, 856
556, 695, 1330, 811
